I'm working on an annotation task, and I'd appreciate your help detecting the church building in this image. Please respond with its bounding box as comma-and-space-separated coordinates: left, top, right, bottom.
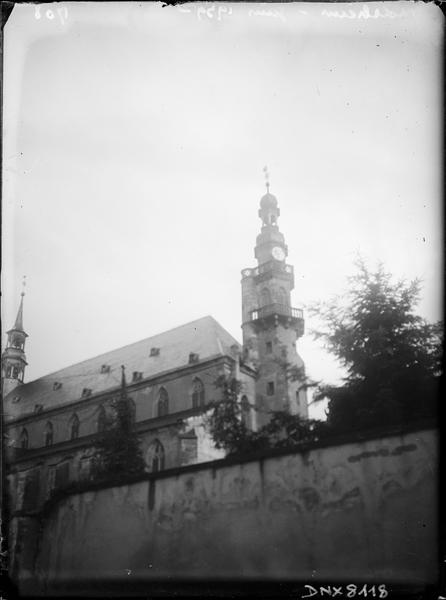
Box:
3, 182, 307, 520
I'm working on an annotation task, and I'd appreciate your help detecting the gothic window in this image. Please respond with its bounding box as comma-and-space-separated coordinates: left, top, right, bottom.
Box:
44, 422, 54, 447
241, 395, 250, 429
260, 288, 271, 307
191, 378, 205, 408
157, 388, 169, 417
270, 215, 276, 225
12, 366, 20, 379
146, 439, 165, 473
20, 428, 29, 449
96, 406, 106, 433
278, 287, 288, 306
6, 366, 12, 377
70, 414, 80, 440
267, 381, 275, 396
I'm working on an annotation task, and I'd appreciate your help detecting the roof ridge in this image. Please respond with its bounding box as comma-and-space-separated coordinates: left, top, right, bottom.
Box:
16, 315, 219, 385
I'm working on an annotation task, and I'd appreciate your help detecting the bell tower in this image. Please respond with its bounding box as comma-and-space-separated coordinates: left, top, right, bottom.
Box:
241, 170, 307, 426
2, 283, 28, 396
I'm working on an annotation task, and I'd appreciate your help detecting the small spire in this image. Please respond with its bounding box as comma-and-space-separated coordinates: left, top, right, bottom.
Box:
263, 165, 270, 193
121, 365, 127, 400
13, 276, 26, 331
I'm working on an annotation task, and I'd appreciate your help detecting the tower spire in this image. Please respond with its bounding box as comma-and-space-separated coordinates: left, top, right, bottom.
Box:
13, 276, 26, 332
263, 165, 270, 193
2, 279, 29, 395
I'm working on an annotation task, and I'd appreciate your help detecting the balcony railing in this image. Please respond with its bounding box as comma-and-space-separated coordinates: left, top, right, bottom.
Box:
250, 303, 304, 321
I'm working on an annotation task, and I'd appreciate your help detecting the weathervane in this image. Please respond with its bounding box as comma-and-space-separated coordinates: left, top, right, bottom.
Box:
263, 165, 270, 193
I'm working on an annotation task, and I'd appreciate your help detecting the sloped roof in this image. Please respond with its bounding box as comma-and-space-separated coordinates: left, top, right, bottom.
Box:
5, 316, 240, 418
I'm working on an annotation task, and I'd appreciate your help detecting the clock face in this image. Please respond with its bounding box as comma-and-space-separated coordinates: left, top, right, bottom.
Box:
272, 246, 285, 261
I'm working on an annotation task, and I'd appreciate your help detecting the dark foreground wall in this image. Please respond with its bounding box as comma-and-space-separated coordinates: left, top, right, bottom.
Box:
34, 427, 437, 587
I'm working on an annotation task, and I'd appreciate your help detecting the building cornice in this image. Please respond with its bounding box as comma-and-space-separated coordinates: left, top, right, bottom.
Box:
7, 405, 212, 468
5, 354, 236, 427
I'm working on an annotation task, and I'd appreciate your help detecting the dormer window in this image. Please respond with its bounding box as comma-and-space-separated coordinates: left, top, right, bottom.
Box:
53, 382, 62, 391
189, 352, 199, 364
34, 404, 43, 414
12, 396, 21, 404
150, 347, 160, 357
100, 365, 110, 374
132, 371, 143, 382
81, 388, 92, 398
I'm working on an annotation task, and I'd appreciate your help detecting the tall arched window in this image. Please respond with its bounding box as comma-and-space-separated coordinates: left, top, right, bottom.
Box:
146, 439, 165, 473
191, 378, 205, 408
44, 422, 54, 447
260, 288, 271, 307
241, 396, 250, 429
70, 414, 80, 440
278, 287, 288, 306
157, 388, 169, 417
20, 428, 29, 449
96, 406, 106, 433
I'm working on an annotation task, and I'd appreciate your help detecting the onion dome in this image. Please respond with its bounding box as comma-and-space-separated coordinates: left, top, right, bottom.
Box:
260, 192, 278, 209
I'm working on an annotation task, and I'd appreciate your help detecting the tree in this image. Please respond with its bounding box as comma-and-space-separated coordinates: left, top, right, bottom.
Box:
92, 366, 146, 481
205, 374, 326, 457
311, 259, 442, 431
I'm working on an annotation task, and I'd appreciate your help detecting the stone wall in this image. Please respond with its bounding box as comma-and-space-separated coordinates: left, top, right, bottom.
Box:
32, 426, 437, 588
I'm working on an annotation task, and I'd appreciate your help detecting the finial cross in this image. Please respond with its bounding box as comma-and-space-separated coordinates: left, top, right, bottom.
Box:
263, 165, 270, 193
21, 275, 26, 297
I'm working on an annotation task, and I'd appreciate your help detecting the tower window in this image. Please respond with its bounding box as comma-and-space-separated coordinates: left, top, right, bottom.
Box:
70, 414, 80, 440
267, 381, 275, 396
260, 288, 271, 307
20, 428, 29, 450
132, 371, 143, 382
12, 337, 23, 349
191, 377, 205, 408
53, 382, 62, 391
150, 347, 160, 357
12, 366, 20, 379
278, 287, 288, 307
157, 387, 169, 417
44, 422, 54, 447
266, 341, 273, 354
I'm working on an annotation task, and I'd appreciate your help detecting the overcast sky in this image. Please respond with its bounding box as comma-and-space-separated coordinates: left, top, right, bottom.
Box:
2, 2, 443, 419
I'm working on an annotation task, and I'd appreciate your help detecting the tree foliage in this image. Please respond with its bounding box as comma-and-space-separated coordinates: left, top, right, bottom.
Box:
205, 375, 326, 457
311, 259, 442, 431
92, 367, 146, 481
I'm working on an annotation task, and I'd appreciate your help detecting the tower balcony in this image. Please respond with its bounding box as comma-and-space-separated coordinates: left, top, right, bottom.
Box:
249, 303, 305, 336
